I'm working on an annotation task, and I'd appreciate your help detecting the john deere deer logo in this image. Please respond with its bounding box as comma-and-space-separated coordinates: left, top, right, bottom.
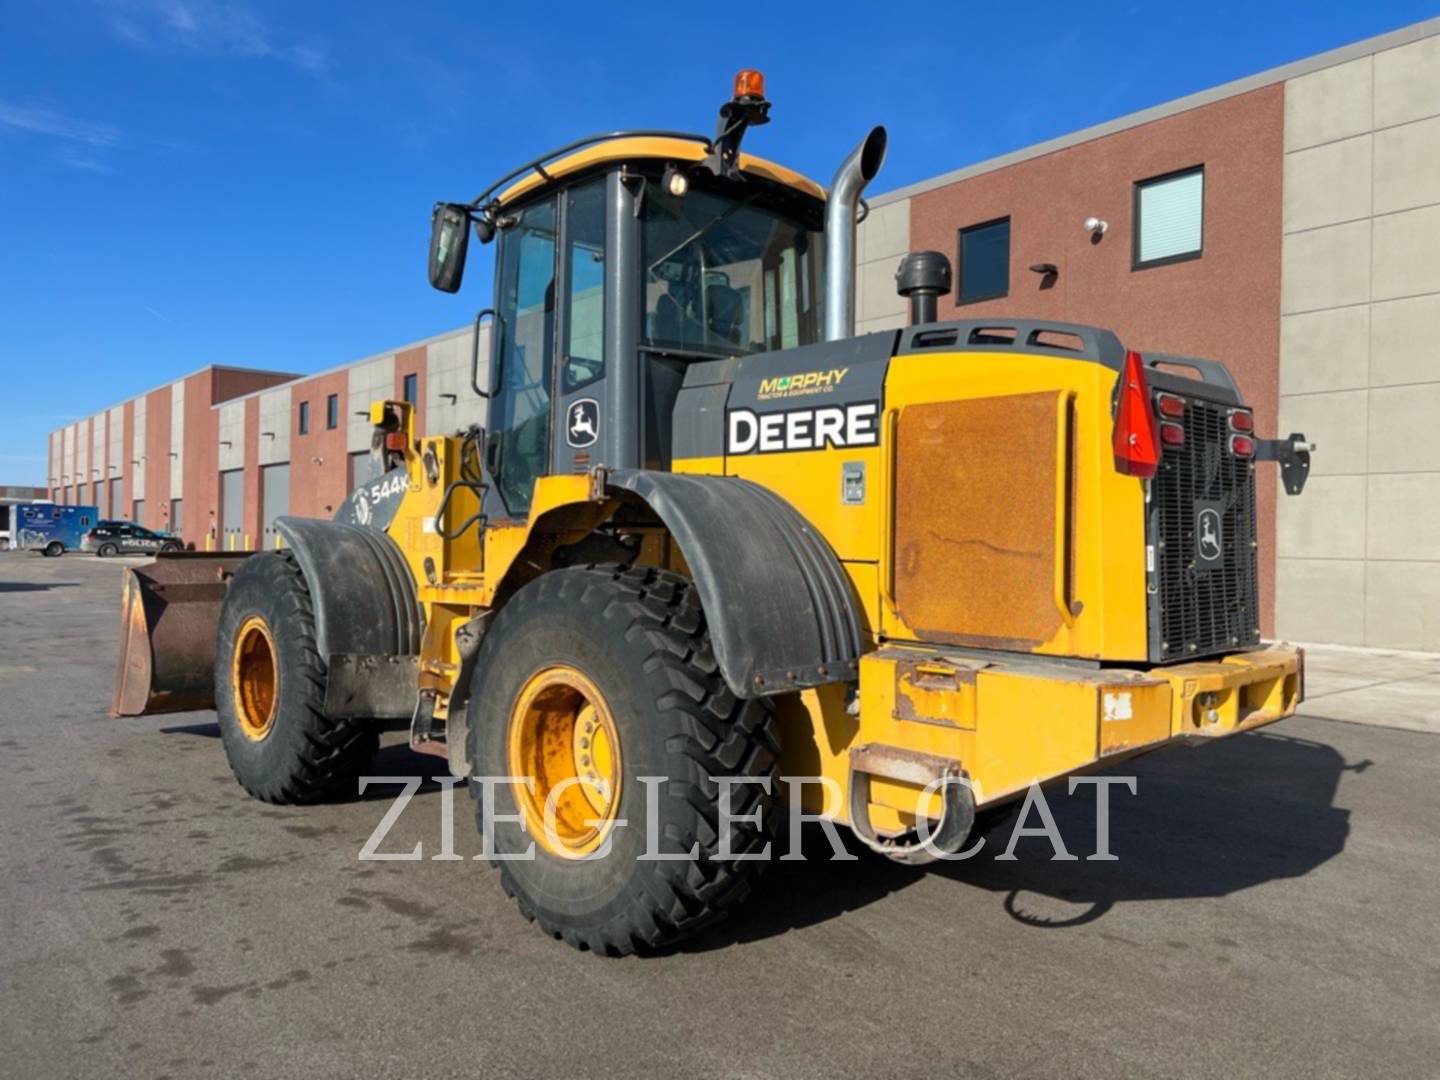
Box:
1197, 507, 1223, 564
567, 399, 599, 448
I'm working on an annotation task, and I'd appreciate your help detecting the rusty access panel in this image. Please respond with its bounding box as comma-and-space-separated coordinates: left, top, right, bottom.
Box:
893, 391, 1069, 650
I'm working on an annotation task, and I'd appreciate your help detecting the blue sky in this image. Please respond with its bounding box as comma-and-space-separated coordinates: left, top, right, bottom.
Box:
1, 1, 1434, 486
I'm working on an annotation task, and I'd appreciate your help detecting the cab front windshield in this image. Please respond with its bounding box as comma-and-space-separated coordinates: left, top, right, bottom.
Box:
641, 181, 821, 356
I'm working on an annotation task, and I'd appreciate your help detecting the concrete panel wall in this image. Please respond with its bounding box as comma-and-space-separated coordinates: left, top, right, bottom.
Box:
257, 386, 291, 466
347, 356, 392, 453
61, 426, 73, 493
855, 199, 911, 334
1277, 36, 1440, 648
74, 421, 89, 502
106, 405, 124, 512
132, 397, 147, 501
425, 326, 488, 437
90, 416, 104, 508
217, 401, 245, 472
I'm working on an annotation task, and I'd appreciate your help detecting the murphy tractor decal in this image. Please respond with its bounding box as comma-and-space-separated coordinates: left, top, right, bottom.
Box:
726, 342, 888, 456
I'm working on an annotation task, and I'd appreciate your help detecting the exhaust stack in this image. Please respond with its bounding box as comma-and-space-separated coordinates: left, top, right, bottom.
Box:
824, 126, 888, 342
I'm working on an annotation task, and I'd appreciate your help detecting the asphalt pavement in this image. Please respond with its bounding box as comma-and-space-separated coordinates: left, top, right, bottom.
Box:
1, 551, 1436, 1079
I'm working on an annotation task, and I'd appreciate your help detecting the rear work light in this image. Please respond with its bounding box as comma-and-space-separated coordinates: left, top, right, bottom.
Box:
1230, 434, 1255, 458
1156, 393, 1186, 418
384, 431, 408, 452
1229, 409, 1254, 433
1160, 422, 1185, 447
1113, 349, 1160, 479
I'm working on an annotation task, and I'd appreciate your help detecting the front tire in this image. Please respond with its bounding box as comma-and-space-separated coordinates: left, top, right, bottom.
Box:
214, 552, 379, 804
469, 564, 780, 956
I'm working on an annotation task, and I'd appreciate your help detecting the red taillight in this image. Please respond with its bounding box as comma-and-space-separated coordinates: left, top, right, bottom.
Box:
1230, 434, 1255, 458
1156, 393, 1186, 418
1113, 350, 1160, 479
384, 431, 408, 452
1160, 422, 1185, 447
1229, 409, 1254, 433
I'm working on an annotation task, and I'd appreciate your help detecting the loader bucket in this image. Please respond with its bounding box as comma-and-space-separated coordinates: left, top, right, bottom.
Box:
112, 553, 250, 717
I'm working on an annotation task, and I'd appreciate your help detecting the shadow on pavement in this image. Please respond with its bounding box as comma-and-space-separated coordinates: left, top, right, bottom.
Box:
160, 721, 221, 738
685, 730, 1364, 951
0, 582, 78, 592
158, 724, 451, 801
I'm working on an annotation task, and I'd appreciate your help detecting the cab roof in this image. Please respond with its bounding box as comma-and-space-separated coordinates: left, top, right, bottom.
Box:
495, 135, 826, 207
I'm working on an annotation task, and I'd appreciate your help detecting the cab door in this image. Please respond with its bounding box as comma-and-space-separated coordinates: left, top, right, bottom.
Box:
551, 177, 608, 476
487, 196, 557, 518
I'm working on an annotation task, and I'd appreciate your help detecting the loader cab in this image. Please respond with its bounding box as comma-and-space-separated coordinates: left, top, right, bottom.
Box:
434, 138, 826, 519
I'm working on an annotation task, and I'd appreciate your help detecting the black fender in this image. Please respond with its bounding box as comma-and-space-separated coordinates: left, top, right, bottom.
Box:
274, 517, 423, 660
606, 469, 863, 699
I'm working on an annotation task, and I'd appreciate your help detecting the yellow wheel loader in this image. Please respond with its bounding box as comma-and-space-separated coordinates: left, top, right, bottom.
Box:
114, 71, 1314, 954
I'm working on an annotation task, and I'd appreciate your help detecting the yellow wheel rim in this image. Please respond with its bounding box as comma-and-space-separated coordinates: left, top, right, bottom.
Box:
506, 665, 622, 859
232, 616, 279, 742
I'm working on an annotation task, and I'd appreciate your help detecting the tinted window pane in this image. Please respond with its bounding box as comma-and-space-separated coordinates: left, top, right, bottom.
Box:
641, 184, 819, 356
563, 179, 606, 393
326, 394, 338, 429
298, 401, 310, 435
492, 197, 556, 513
959, 218, 1010, 303
403, 373, 418, 404
1136, 168, 1203, 265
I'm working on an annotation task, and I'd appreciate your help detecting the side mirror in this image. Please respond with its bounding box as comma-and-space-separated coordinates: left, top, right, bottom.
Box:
428, 202, 471, 293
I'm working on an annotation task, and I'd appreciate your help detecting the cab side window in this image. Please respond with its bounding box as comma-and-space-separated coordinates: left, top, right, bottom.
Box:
562, 178, 606, 393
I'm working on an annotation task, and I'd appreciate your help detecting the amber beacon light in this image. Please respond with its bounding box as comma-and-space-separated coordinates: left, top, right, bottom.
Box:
733, 69, 765, 100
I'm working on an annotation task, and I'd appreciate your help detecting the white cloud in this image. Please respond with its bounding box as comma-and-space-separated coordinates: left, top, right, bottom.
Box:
0, 103, 121, 148
106, 1, 330, 74
0, 102, 123, 171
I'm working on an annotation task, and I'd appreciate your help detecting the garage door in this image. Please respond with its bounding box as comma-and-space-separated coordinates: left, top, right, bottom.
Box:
220, 468, 245, 550
261, 463, 289, 550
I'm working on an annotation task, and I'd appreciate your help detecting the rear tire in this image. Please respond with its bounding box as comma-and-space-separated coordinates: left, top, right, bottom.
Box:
469, 564, 780, 956
43, 541, 62, 557
214, 552, 379, 804
98, 543, 118, 558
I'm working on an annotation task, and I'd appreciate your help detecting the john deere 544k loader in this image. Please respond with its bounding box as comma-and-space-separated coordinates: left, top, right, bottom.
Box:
115, 71, 1314, 954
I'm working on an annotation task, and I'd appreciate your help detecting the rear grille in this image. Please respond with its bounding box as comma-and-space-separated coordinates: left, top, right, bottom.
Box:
1148, 396, 1260, 662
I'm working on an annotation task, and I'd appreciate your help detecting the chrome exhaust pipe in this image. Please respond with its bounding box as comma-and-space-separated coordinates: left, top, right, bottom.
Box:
823, 125, 888, 342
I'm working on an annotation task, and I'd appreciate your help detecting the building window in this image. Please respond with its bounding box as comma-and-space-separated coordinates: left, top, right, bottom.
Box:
326, 393, 338, 429
957, 217, 1010, 304
298, 400, 310, 435
1134, 166, 1204, 269
402, 373, 418, 405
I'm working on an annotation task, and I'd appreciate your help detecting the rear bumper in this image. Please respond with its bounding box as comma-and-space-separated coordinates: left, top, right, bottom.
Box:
852, 642, 1303, 825
1154, 645, 1304, 741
